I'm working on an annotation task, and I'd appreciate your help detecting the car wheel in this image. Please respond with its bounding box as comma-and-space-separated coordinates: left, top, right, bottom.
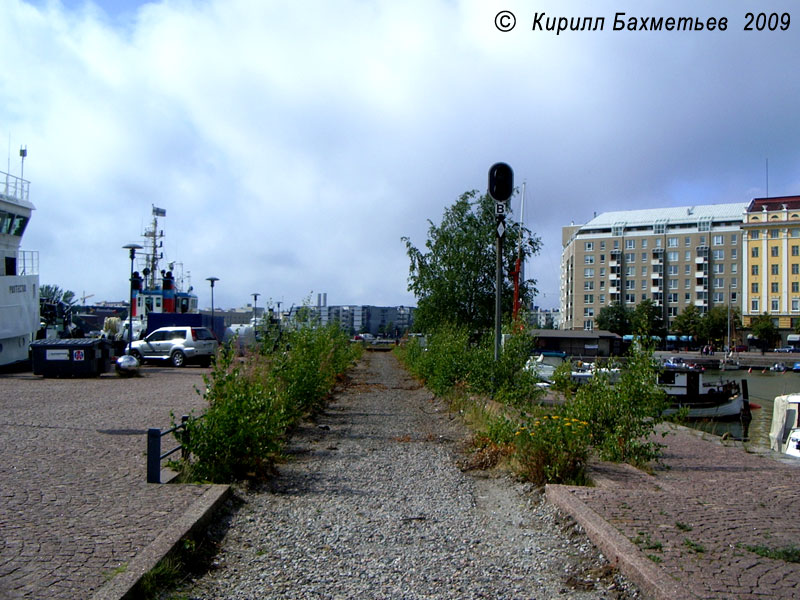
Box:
198, 356, 212, 368
130, 349, 143, 362
170, 350, 186, 367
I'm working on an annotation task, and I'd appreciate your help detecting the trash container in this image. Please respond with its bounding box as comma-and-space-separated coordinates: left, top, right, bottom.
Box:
29, 338, 112, 377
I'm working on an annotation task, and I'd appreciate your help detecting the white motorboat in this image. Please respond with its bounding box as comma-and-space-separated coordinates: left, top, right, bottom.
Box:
769, 394, 800, 457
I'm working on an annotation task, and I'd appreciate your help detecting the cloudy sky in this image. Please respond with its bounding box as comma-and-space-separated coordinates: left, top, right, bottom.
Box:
3, 0, 799, 312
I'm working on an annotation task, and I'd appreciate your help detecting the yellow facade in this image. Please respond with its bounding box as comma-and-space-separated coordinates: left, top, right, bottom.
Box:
742, 196, 800, 330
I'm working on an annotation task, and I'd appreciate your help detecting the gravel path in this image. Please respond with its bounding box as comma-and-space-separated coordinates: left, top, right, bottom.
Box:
183, 351, 639, 599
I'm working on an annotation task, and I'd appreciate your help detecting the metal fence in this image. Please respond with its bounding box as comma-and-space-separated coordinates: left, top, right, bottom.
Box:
147, 415, 192, 484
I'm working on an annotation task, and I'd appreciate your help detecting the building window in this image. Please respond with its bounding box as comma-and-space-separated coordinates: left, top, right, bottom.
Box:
584, 242, 594, 251
793, 246, 799, 257
585, 255, 595, 264
685, 278, 691, 289
752, 282, 759, 294
584, 267, 594, 277
752, 247, 759, 258
667, 251, 678, 262
772, 282, 779, 294
684, 250, 691, 261
731, 249, 738, 260
626, 239, 635, 249
667, 237, 678, 248
684, 236, 691, 247
752, 264, 759, 276
668, 279, 678, 290
770, 229, 780, 239
641, 280, 647, 290
713, 278, 724, 289
752, 298, 760, 312
731, 277, 737, 288
772, 264, 780, 275
599, 268, 606, 276
713, 292, 724, 303
583, 320, 594, 331
793, 299, 800, 312
654, 222, 666, 234
641, 239, 648, 248
584, 294, 594, 304
668, 293, 678, 303
751, 230, 760, 240
626, 266, 635, 277
584, 281, 594, 290
625, 293, 636, 303
772, 299, 780, 312
713, 264, 725, 274
772, 246, 779, 257
713, 235, 724, 245
685, 264, 691, 275
600, 241, 606, 250
793, 282, 800, 294
584, 307, 594, 317
713, 249, 725, 260
698, 218, 711, 231
731, 264, 738, 274
793, 264, 799, 275
731, 234, 738, 245
641, 266, 648, 276
626, 279, 635, 290
599, 254, 606, 263
625, 253, 635, 263
668, 306, 679, 317
667, 265, 678, 275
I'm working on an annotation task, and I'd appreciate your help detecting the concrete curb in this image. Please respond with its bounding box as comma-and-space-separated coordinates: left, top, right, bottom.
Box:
90, 484, 231, 600
545, 484, 696, 600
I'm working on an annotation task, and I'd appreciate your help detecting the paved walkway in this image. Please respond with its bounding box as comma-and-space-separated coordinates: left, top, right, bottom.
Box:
0, 367, 228, 600
548, 426, 800, 600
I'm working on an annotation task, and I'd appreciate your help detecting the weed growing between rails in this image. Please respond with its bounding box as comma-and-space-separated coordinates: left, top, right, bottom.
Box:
397, 330, 668, 485
173, 323, 362, 483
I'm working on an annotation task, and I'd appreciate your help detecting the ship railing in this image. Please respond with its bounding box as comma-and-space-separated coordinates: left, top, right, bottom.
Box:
2, 171, 30, 204
17, 250, 39, 276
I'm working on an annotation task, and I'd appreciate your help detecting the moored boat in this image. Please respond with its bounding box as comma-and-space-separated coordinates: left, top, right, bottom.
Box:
769, 394, 800, 457
659, 365, 746, 420
0, 167, 39, 370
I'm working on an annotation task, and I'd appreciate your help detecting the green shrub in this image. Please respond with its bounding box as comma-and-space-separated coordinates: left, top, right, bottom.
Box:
513, 414, 590, 486
563, 345, 667, 465
176, 323, 360, 483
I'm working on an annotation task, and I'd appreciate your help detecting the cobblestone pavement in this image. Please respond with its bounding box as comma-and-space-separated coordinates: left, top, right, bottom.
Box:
0, 366, 216, 599
553, 427, 800, 600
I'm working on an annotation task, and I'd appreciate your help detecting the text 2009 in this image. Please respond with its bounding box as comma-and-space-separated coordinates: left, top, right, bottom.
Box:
744, 12, 790, 31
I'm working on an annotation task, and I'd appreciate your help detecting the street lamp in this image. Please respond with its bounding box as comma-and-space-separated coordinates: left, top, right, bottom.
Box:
206, 277, 219, 338
252, 292, 260, 326
119, 243, 143, 373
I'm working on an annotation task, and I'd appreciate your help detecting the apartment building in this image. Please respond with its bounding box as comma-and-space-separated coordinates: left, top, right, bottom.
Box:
742, 195, 800, 330
561, 203, 748, 330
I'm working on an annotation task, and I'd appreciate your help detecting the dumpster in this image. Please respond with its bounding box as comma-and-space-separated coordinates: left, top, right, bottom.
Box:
29, 338, 113, 377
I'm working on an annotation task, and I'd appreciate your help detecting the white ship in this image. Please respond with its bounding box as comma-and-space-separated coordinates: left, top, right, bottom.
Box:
0, 167, 39, 369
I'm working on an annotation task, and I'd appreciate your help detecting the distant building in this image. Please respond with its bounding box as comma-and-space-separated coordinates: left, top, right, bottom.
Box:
561, 202, 747, 331
527, 306, 561, 329
742, 195, 800, 331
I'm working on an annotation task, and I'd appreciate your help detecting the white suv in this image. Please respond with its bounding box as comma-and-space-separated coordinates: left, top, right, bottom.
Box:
128, 326, 218, 367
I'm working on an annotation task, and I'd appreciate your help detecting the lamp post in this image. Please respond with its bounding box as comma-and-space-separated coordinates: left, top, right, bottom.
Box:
206, 277, 219, 337
252, 292, 260, 326
122, 243, 142, 358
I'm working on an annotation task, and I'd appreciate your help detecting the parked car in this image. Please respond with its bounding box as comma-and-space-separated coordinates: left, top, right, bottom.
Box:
128, 326, 218, 367
774, 347, 797, 353
732, 345, 748, 352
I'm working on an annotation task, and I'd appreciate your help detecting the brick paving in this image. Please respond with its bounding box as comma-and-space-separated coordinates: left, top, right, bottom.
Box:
0, 366, 220, 599
550, 426, 800, 600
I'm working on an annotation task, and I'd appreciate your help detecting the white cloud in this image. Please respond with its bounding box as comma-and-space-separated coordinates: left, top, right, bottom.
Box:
3, 0, 800, 314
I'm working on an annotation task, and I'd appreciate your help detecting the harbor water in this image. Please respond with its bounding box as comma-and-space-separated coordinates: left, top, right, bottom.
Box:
687, 367, 800, 447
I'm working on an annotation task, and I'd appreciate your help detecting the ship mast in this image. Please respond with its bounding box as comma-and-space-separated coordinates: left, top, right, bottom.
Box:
142, 205, 166, 289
